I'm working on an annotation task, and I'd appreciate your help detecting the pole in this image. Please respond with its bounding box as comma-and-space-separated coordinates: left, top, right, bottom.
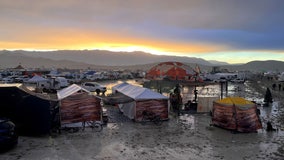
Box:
225, 81, 228, 97
220, 82, 224, 99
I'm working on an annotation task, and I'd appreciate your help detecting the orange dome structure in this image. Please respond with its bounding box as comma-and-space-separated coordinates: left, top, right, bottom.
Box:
146, 62, 196, 81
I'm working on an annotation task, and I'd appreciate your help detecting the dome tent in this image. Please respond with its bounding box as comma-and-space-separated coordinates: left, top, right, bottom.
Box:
212, 97, 262, 133
146, 61, 195, 81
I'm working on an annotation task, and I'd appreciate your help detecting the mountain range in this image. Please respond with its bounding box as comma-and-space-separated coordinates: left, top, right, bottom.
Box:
0, 50, 284, 72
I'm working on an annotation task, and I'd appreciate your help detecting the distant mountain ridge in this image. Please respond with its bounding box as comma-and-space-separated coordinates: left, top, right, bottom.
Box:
226, 60, 284, 72
0, 50, 284, 72
208, 60, 230, 65
15, 50, 213, 66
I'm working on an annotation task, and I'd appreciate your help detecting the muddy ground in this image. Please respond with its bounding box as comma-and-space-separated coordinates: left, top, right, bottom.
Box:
1, 79, 284, 160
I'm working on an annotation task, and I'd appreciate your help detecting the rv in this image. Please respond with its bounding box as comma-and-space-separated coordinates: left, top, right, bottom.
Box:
278, 72, 284, 82
205, 73, 237, 82
55, 77, 69, 88
37, 77, 69, 93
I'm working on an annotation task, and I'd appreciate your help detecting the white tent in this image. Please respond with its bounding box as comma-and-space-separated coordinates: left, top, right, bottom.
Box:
112, 82, 129, 94
113, 83, 168, 100
57, 84, 89, 100
112, 83, 169, 121
27, 75, 47, 83
57, 84, 102, 127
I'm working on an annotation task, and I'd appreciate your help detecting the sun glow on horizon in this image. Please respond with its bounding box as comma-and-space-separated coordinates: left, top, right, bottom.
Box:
1, 31, 283, 65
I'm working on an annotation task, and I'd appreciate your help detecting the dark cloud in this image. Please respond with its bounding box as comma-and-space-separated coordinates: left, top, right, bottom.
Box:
1, 0, 284, 51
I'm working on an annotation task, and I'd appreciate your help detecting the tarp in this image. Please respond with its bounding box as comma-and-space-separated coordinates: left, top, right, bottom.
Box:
118, 102, 136, 119
197, 97, 219, 113
0, 84, 57, 135
57, 84, 89, 100
212, 97, 262, 132
104, 92, 134, 104
113, 83, 168, 100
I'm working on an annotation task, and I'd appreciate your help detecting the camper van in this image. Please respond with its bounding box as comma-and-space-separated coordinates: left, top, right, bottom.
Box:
38, 77, 69, 93
55, 77, 69, 88
278, 72, 284, 82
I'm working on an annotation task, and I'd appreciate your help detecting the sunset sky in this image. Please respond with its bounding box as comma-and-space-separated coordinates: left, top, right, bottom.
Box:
1, 0, 284, 64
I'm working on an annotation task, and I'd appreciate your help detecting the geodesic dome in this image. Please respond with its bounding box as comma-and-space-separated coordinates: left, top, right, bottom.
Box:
146, 62, 195, 80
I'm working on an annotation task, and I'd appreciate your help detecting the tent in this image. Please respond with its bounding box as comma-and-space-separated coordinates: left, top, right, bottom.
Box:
146, 61, 195, 80
111, 82, 129, 94
212, 97, 262, 132
112, 83, 169, 121
27, 75, 48, 83
27, 75, 49, 91
0, 84, 57, 135
57, 84, 102, 127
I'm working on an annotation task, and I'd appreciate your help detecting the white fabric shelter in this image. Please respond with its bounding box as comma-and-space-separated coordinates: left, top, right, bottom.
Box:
113, 83, 168, 100
112, 83, 169, 120
57, 84, 89, 100
27, 75, 47, 83
112, 82, 129, 94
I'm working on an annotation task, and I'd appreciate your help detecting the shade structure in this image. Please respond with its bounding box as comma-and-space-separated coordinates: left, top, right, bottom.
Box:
57, 84, 102, 125
212, 97, 262, 133
111, 83, 169, 121
146, 62, 195, 80
57, 84, 89, 100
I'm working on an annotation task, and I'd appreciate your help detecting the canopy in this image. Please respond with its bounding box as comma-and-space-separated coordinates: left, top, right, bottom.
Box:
112, 82, 129, 94
146, 61, 195, 80
112, 83, 169, 121
113, 83, 168, 100
57, 84, 89, 100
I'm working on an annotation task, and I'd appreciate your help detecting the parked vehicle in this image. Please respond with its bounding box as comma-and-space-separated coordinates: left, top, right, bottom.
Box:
278, 72, 284, 82
0, 118, 18, 150
37, 77, 69, 93
231, 78, 245, 83
55, 77, 69, 88
213, 77, 227, 83
81, 82, 107, 94
1, 77, 14, 83
14, 75, 30, 83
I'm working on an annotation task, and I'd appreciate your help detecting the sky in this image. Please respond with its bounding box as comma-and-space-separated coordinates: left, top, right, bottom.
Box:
0, 0, 284, 64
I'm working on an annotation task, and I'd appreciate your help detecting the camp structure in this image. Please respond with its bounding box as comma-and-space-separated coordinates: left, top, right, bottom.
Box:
57, 84, 102, 127
110, 83, 169, 122
212, 97, 262, 133
195, 97, 219, 113
146, 61, 196, 81
0, 84, 57, 135
27, 75, 48, 83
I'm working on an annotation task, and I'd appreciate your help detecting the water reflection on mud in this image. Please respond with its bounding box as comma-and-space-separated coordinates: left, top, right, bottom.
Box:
179, 114, 196, 130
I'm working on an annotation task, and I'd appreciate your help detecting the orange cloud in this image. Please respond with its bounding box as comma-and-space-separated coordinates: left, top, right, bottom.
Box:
0, 27, 227, 55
